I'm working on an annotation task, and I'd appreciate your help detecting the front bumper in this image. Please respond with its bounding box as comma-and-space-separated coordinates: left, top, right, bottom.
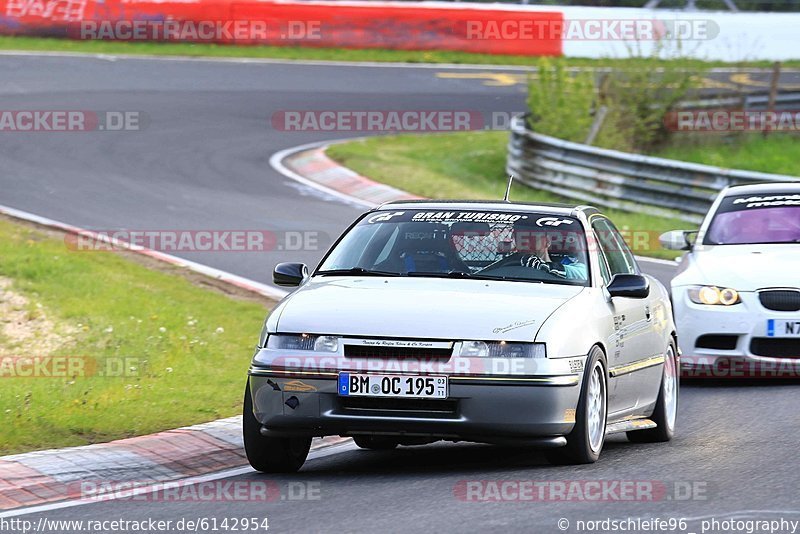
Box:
672, 287, 800, 378
247, 369, 582, 444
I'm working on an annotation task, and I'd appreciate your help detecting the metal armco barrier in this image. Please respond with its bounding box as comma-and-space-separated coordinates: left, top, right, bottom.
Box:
679, 91, 800, 111
506, 115, 800, 224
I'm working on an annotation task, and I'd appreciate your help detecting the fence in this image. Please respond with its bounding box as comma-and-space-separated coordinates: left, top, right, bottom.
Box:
506, 114, 800, 224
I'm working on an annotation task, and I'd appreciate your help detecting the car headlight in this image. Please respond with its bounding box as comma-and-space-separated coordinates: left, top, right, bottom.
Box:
267, 334, 340, 352
687, 286, 741, 306
457, 341, 546, 358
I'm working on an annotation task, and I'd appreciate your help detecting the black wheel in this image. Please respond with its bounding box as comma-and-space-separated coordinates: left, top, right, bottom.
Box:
353, 436, 398, 450
627, 341, 678, 443
546, 346, 607, 465
243, 382, 311, 473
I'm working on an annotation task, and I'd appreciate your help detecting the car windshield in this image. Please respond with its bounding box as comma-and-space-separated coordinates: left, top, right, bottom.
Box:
317, 209, 590, 286
704, 193, 800, 245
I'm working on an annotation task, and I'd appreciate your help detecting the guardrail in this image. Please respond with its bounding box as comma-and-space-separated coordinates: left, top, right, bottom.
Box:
679, 91, 800, 111
506, 115, 800, 224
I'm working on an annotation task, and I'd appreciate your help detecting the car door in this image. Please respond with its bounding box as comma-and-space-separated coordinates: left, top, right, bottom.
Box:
591, 217, 660, 415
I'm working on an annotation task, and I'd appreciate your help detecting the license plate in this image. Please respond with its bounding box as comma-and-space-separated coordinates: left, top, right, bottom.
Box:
338, 373, 448, 399
767, 319, 800, 337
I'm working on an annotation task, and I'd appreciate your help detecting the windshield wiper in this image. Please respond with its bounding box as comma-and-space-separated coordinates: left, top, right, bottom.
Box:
407, 270, 472, 278
407, 270, 512, 281
316, 267, 403, 277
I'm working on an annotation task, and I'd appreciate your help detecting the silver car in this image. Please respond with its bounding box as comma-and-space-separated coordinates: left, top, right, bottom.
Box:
244, 201, 679, 471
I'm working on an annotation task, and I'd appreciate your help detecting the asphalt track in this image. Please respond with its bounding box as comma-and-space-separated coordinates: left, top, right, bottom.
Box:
1, 54, 798, 533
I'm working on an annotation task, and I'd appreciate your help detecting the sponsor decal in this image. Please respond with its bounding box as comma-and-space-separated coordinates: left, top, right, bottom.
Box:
731, 194, 800, 209
281, 380, 317, 392
492, 320, 537, 334
568, 359, 585, 373
411, 212, 528, 223
367, 212, 405, 224
343, 338, 453, 349
535, 217, 574, 227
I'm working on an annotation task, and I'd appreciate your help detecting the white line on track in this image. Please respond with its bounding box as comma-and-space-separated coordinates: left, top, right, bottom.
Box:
0, 204, 289, 300
269, 139, 374, 209
0, 441, 359, 519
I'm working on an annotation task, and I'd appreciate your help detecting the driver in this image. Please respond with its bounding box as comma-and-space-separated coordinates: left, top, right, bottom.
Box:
508, 221, 588, 280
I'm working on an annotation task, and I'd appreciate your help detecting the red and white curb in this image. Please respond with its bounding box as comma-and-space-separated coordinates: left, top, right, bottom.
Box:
270, 139, 420, 209
0, 415, 348, 513
0, 204, 294, 513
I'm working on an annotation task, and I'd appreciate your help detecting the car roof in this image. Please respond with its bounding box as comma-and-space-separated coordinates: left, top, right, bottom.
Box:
377, 199, 600, 218
723, 182, 800, 196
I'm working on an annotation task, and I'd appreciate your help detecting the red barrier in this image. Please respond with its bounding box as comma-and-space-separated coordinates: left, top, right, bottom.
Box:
0, 0, 563, 56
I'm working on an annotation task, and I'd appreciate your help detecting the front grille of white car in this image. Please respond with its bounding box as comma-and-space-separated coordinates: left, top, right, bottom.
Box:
750, 338, 800, 359
338, 396, 459, 416
759, 290, 800, 312
344, 345, 453, 360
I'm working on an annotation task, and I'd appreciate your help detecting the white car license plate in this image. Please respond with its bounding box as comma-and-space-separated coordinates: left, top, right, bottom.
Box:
338, 373, 448, 399
767, 319, 800, 337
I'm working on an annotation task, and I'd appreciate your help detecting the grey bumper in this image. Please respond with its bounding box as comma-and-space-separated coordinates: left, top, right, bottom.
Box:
247, 370, 582, 444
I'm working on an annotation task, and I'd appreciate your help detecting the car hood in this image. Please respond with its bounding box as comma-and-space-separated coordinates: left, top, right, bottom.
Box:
673, 244, 800, 291
273, 276, 584, 342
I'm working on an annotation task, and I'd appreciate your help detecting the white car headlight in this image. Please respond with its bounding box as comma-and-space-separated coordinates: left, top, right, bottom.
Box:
267, 334, 340, 352
457, 341, 546, 358
687, 286, 741, 306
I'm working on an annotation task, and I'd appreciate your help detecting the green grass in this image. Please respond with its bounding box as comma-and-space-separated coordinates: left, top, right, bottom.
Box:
0, 36, 796, 68
0, 217, 271, 455
326, 131, 688, 260
654, 134, 800, 177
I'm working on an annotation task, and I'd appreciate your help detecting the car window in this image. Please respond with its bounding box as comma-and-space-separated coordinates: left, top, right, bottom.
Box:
595, 245, 612, 284
704, 193, 800, 245
317, 209, 591, 286
591, 218, 637, 277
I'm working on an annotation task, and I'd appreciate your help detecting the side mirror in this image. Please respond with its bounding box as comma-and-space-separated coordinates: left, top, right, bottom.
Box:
659, 230, 697, 251
273, 262, 308, 287
607, 274, 650, 299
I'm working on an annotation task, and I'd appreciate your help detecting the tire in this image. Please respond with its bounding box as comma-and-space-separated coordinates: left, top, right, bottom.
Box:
242, 382, 311, 473
546, 346, 607, 465
353, 436, 398, 450
627, 341, 678, 443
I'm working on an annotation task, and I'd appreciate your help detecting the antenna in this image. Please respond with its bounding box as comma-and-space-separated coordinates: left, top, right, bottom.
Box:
503, 175, 515, 202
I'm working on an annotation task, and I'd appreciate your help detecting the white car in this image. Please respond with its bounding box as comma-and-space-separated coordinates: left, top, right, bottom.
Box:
661, 183, 800, 378
244, 201, 678, 472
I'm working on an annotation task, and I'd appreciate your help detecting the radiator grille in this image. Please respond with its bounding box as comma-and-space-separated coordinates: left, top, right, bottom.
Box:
344, 345, 452, 360
338, 396, 458, 415
750, 338, 800, 358
759, 290, 800, 312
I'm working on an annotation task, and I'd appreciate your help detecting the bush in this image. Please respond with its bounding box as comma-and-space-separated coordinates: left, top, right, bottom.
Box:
526, 59, 596, 143
527, 46, 706, 152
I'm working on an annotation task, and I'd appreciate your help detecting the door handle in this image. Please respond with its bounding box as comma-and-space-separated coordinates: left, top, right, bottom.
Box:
645, 305, 651, 321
